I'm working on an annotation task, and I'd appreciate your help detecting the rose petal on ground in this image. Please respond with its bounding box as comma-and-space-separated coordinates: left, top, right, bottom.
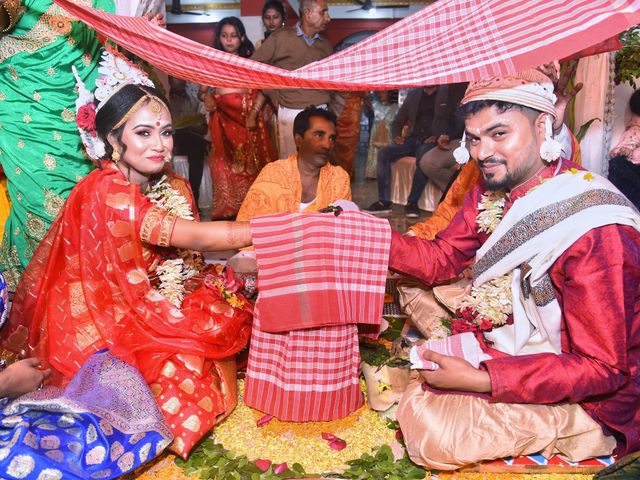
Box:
329, 438, 347, 451
256, 414, 274, 427
273, 462, 287, 474
255, 459, 272, 472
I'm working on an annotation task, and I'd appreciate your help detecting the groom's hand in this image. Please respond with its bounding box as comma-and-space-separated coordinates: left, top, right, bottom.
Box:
420, 350, 492, 393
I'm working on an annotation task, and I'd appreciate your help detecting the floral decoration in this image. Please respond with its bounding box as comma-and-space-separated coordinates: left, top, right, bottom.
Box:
146, 176, 202, 308
322, 433, 347, 451
209, 277, 246, 310
476, 191, 506, 234
76, 103, 97, 135
452, 272, 514, 335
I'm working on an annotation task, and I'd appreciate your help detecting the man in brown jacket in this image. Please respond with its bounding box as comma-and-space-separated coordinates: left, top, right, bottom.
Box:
250, 0, 332, 159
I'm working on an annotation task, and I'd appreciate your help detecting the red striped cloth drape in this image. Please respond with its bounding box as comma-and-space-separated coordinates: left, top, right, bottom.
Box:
244, 211, 390, 421
54, 0, 640, 90
250, 211, 390, 333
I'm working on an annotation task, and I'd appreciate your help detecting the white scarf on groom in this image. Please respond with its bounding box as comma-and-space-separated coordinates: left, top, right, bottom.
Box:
472, 169, 640, 356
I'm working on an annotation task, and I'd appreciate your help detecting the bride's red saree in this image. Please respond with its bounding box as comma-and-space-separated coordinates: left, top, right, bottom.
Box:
2, 165, 252, 457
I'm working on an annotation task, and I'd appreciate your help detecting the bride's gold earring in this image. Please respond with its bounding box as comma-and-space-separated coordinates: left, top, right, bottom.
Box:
112, 149, 121, 164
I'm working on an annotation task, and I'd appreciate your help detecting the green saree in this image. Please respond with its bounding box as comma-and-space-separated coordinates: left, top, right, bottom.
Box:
0, 0, 114, 289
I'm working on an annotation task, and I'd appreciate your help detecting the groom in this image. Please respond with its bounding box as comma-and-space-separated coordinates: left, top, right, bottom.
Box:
389, 70, 640, 470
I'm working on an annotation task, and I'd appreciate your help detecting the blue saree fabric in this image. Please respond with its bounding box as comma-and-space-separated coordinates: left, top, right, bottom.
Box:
0, 350, 172, 479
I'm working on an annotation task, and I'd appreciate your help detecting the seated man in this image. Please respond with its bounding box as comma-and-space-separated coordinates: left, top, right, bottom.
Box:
237, 107, 350, 220
390, 71, 640, 470
364, 85, 460, 218
236, 108, 387, 423
413, 82, 468, 200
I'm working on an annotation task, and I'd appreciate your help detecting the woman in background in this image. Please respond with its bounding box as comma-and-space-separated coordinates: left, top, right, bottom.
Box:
199, 17, 276, 219
256, 0, 286, 49
609, 88, 640, 209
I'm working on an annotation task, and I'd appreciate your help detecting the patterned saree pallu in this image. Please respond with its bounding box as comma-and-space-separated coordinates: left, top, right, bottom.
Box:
0, 351, 171, 480
244, 211, 391, 422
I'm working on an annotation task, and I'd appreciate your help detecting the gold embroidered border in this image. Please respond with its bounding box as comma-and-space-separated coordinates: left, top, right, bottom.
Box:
140, 205, 164, 245
1, 0, 24, 34
473, 189, 636, 279
0, 0, 91, 63
158, 213, 177, 248
531, 274, 556, 307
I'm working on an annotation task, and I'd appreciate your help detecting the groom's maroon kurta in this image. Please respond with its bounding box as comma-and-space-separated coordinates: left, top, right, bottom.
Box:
390, 161, 640, 457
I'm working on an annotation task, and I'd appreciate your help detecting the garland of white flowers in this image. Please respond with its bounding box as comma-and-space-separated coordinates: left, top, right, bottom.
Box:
459, 272, 513, 327
147, 176, 204, 307
454, 191, 512, 331
476, 191, 506, 234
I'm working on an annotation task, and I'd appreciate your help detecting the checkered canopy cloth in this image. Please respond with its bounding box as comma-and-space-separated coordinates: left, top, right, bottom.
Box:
55, 0, 640, 90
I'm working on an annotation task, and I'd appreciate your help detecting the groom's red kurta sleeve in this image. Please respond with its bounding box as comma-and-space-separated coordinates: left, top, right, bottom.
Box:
389, 186, 486, 285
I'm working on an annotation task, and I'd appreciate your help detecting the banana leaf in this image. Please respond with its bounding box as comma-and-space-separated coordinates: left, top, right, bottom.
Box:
575, 118, 600, 142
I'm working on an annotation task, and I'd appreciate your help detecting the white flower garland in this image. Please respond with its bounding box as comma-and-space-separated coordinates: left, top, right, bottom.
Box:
146, 176, 195, 221
476, 191, 506, 234
147, 176, 203, 307
460, 272, 513, 326
457, 190, 512, 328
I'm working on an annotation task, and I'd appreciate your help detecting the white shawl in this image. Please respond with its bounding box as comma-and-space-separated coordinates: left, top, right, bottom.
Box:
473, 170, 640, 356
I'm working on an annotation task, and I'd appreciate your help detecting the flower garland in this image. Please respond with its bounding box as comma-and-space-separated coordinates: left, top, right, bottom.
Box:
146, 176, 195, 221
452, 273, 514, 335
451, 191, 513, 335
476, 191, 506, 234
146, 176, 203, 307
209, 277, 246, 310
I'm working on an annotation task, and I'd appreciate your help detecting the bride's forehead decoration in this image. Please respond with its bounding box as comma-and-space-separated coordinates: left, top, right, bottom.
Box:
72, 43, 166, 161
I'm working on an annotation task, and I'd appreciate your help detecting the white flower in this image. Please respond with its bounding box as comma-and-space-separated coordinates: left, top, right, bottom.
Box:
539, 139, 562, 162
461, 272, 513, 326
147, 176, 194, 220
476, 192, 506, 234
146, 177, 203, 308
156, 259, 186, 308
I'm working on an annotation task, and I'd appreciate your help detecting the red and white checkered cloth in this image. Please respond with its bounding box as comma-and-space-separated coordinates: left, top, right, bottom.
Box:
54, 0, 639, 90
250, 211, 390, 333
244, 211, 391, 421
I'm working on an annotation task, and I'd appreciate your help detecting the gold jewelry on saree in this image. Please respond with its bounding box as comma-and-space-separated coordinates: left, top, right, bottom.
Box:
0, 0, 23, 34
